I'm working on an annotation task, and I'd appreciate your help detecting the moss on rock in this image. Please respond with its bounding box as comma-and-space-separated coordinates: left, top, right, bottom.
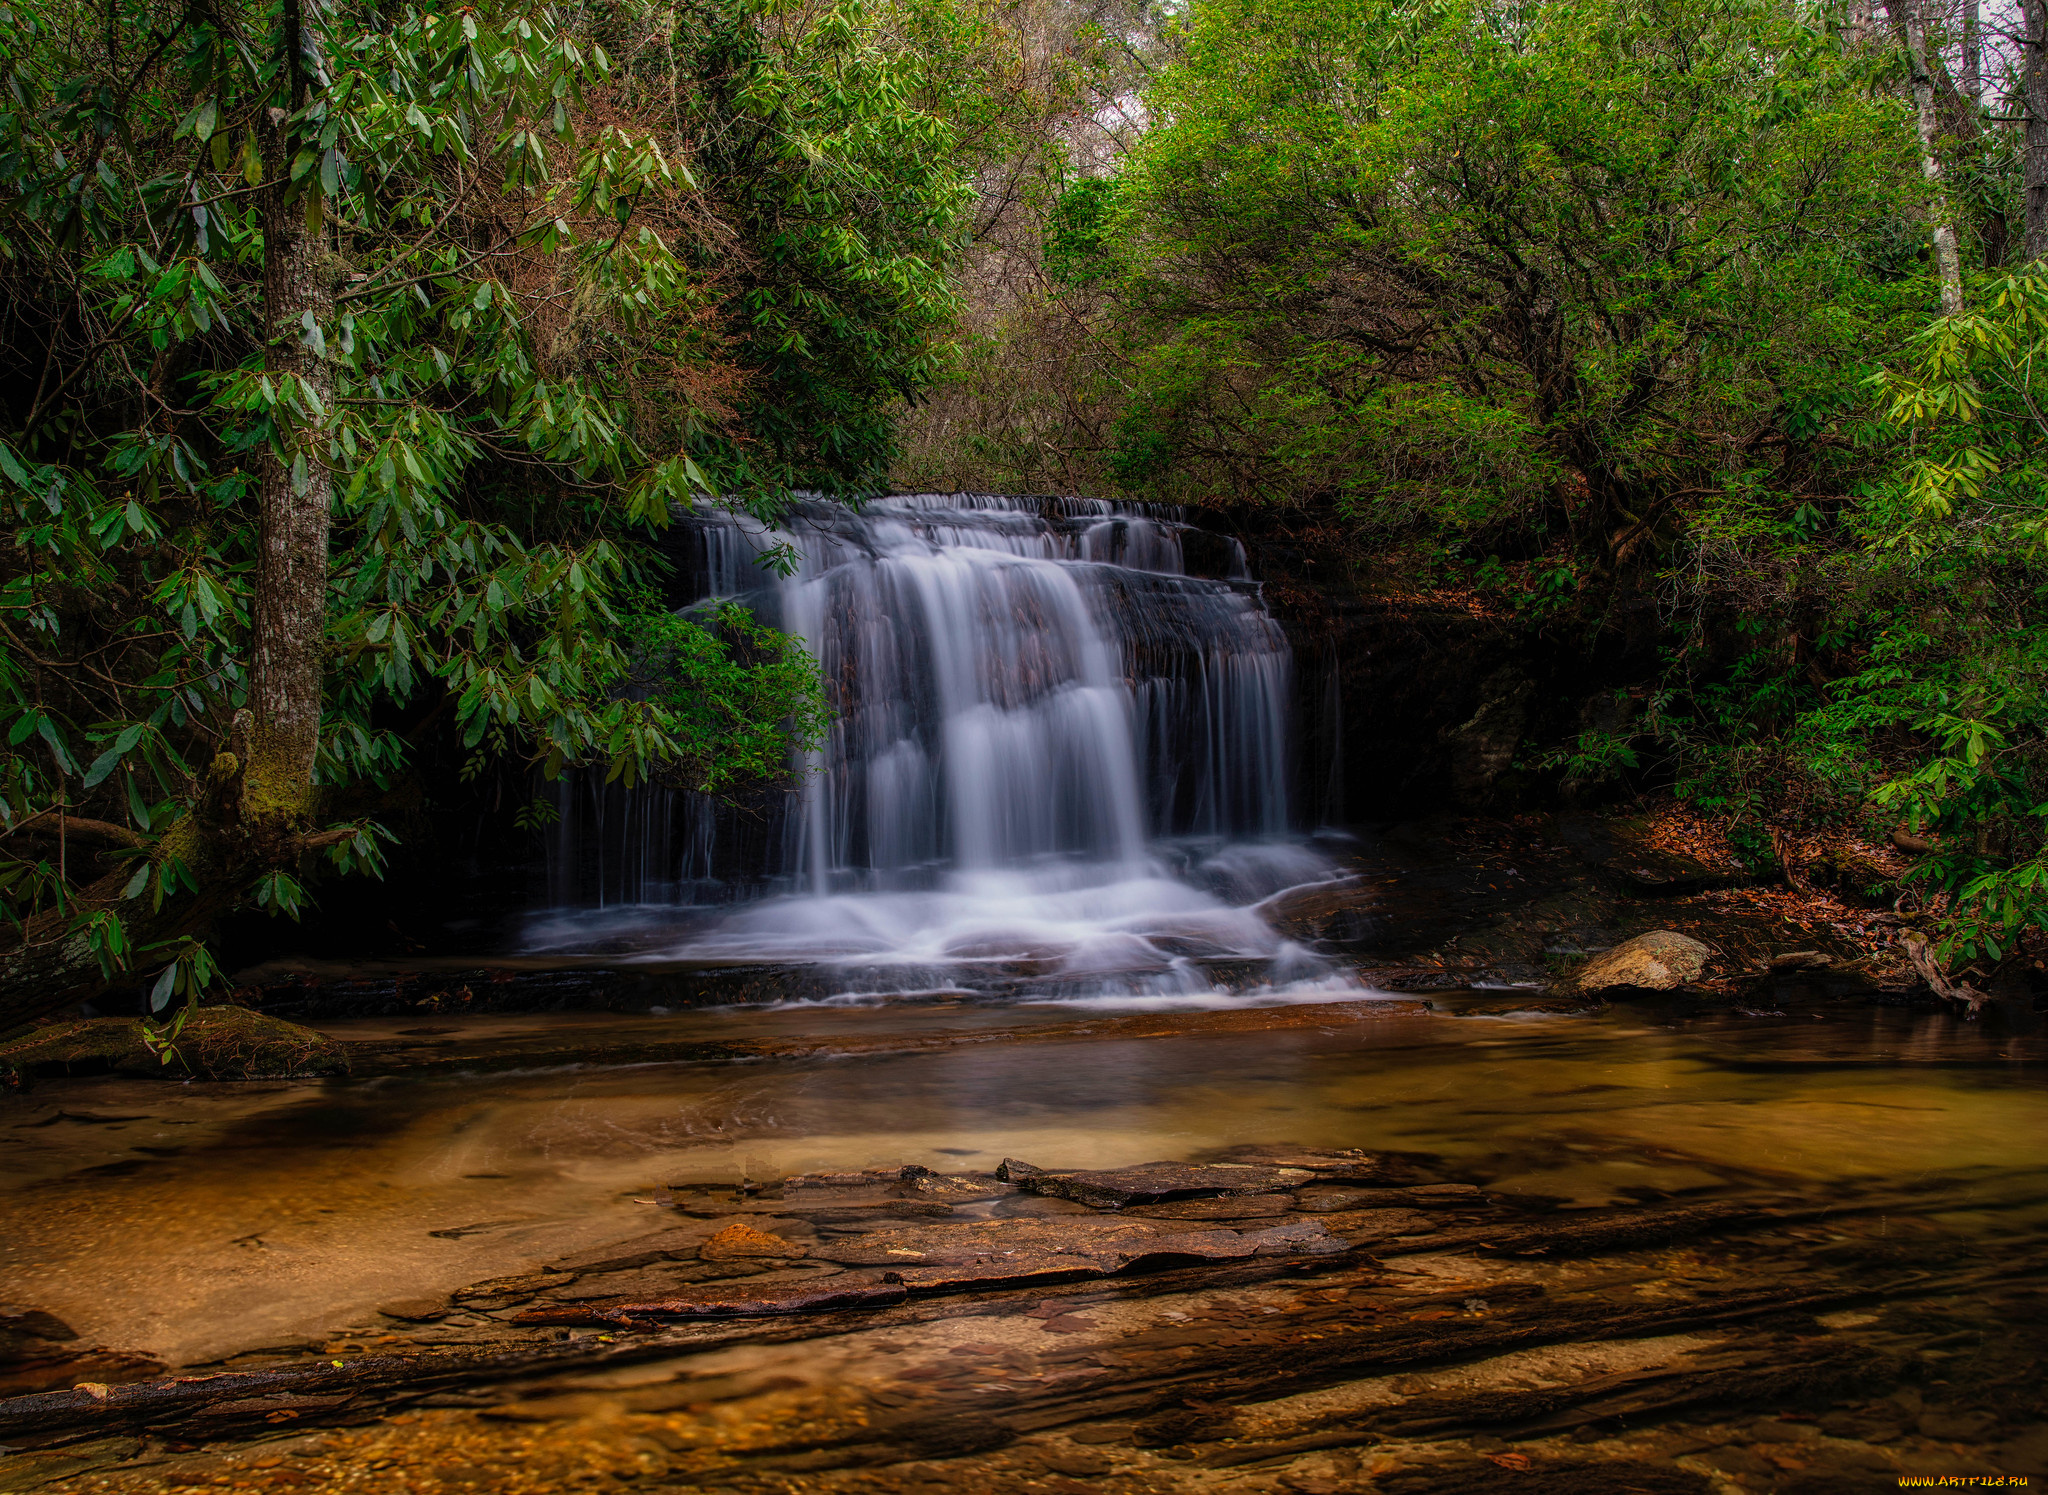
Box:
0, 1007, 348, 1081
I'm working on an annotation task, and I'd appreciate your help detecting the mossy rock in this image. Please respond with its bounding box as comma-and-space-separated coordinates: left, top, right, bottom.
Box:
0, 1007, 348, 1081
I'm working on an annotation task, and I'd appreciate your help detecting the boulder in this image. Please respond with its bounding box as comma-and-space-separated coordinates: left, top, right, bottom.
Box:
1571, 931, 1713, 992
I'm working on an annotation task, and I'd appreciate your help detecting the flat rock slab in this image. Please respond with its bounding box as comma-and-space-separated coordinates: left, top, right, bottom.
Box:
1295, 1184, 1484, 1213
1300, 1207, 1439, 1242
515, 1278, 904, 1325
1124, 1195, 1297, 1220
1020, 1161, 1315, 1208
780, 1169, 1004, 1206
811, 1215, 1348, 1273
812, 1216, 1168, 1267
1205, 1145, 1444, 1185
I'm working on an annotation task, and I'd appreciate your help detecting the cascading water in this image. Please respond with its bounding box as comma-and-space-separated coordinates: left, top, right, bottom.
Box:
530, 493, 1368, 1006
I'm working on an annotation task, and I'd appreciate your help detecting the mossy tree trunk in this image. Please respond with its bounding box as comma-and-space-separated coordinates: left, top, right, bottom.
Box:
0, 6, 334, 1035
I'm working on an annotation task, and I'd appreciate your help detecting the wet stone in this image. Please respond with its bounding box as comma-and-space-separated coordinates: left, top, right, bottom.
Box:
1308, 1207, 1440, 1241
1020, 1160, 1315, 1208
1295, 1183, 1484, 1213
515, 1277, 906, 1324
1124, 1194, 1297, 1220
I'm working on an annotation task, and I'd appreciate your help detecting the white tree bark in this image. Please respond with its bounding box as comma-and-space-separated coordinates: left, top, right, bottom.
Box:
1900, 2, 1966, 313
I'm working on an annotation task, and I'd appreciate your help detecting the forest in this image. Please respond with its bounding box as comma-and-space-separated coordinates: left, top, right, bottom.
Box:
3, 0, 2045, 1027
2, 1, 2047, 1491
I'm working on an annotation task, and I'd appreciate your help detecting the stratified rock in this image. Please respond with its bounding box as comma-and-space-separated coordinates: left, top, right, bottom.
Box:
1021, 1161, 1313, 1208
810, 1216, 1162, 1268
1124, 1195, 1296, 1221
1200, 1145, 1437, 1185
1306, 1208, 1439, 1242
517, 1278, 906, 1325
1572, 931, 1713, 992
781, 1169, 1002, 1206
1255, 879, 1379, 945
701, 1222, 809, 1260
1294, 1184, 1482, 1213
809, 1214, 1349, 1282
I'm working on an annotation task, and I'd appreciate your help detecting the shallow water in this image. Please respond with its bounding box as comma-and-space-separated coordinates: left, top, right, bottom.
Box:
3, 1002, 2041, 1369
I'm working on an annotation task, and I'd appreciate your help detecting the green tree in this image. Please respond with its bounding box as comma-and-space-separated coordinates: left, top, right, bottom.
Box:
0, 0, 873, 1029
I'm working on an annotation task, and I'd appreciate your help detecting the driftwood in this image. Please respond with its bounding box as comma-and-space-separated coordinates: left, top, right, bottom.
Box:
1901, 930, 1989, 1010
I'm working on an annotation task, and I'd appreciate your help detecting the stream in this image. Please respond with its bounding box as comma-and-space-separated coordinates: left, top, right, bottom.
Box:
2, 494, 2044, 1492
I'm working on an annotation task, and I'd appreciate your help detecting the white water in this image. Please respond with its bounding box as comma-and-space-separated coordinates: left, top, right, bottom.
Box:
533, 494, 1372, 1004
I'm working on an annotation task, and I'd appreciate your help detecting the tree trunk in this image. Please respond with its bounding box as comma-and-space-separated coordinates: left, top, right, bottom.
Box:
2027, 0, 2048, 262
1901, 2, 1967, 313
247, 23, 333, 837
1846, 0, 1873, 47
1963, 0, 1982, 105
0, 4, 332, 1037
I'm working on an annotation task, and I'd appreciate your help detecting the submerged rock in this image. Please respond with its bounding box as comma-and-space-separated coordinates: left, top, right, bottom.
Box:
1124, 1195, 1296, 1220
0, 1305, 163, 1398
1571, 931, 1713, 992
1019, 1161, 1315, 1208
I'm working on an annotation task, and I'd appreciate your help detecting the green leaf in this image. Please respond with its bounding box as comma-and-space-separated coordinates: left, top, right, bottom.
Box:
149, 962, 178, 1013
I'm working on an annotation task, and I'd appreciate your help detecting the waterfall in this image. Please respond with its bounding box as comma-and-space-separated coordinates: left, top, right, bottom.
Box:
530, 493, 1362, 1005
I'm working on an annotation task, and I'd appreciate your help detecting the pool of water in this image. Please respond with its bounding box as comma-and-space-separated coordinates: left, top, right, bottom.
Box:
2, 1001, 2042, 1368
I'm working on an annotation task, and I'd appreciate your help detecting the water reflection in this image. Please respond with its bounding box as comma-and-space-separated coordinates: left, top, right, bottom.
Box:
0, 1004, 2040, 1367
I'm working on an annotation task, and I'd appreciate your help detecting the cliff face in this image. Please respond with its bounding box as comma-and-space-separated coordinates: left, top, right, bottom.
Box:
1227, 521, 1657, 822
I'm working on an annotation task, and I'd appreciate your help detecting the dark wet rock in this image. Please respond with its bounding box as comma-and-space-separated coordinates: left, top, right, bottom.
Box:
0, 1306, 77, 1359
807, 1214, 1348, 1281
1203, 1144, 1443, 1185
1378, 1459, 1711, 1494
0, 1306, 163, 1399
0, 1007, 347, 1080
1125, 1195, 1296, 1220
1297, 1208, 1437, 1242
0, 1435, 143, 1488
541, 1262, 771, 1302
1571, 930, 1713, 992
700, 1221, 808, 1260
1233, 1220, 1352, 1256
1020, 1161, 1314, 1208
991, 1194, 1097, 1217
1295, 1184, 1483, 1213
781, 1200, 958, 1223
515, 1277, 908, 1325
1256, 878, 1380, 946
451, 1271, 577, 1309
1444, 667, 1535, 806
781, 1169, 1004, 1206
811, 1216, 1174, 1267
